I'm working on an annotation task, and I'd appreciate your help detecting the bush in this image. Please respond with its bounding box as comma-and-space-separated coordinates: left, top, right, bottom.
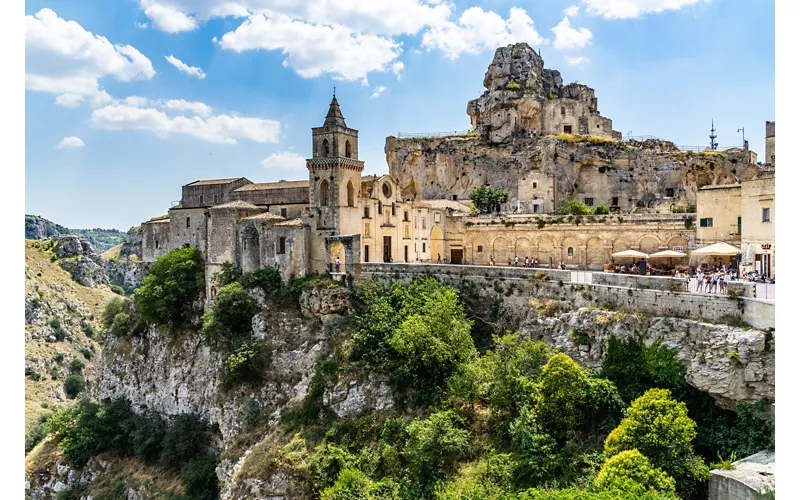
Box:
54, 352, 65, 362
130, 411, 168, 463
70, 358, 85, 374
506, 82, 521, 90
81, 323, 95, 338
201, 282, 259, 351
25, 368, 42, 381
596, 449, 676, 494
25, 413, 51, 453
321, 468, 399, 500
509, 408, 564, 487
222, 340, 271, 388
181, 455, 220, 500
241, 266, 282, 295
101, 297, 144, 337
81, 348, 93, 360
404, 410, 471, 487
160, 414, 211, 470
604, 389, 709, 496
135, 247, 205, 329
536, 354, 589, 443
593, 204, 610, 215
49, 317, 68, 341
110, 284, 125, 295
555, 199, 592, 216
212, 261, 241, 287
64, 375, 86, 398
470, 185, 509, 214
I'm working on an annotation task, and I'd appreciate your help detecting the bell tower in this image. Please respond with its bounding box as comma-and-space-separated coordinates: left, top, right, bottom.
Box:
305, 92, 364, 271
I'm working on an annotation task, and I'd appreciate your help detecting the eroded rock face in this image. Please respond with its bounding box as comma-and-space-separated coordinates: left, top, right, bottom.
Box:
513, 304, 774, 409
54, 235, 96, 259
59, 256, 109, 288
299, 285, 350, 321
323, 373, 393, 418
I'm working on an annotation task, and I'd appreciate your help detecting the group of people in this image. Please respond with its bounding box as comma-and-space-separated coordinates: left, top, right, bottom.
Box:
691, 265, 737, 294
504, 255, 541, 268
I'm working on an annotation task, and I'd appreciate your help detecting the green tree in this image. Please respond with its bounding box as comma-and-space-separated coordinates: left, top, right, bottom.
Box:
160, 414, 211, 470
509, 408, 564, 487
212, 261, 241, 287
594, 204, 610, 215
134, 247, 205, 329
64, 375, 86, 399
222, 339, 271, 388
181, 455, 220, 500
535, 353, 590, 443
595, 449, 676, 495
555, 199, 592, 215
201, 282, 259, 351
321, 468, 399, 500
404, 410, 471, 487
604, 389, 709, 495
470, 186, 509, 214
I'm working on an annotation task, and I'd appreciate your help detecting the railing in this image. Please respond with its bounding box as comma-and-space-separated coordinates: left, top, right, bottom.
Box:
396, 129, 472, 139
755, 283, 776, 301
676, 145, 740, 153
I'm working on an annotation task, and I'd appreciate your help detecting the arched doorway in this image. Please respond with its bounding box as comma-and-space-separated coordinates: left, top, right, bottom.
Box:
242, 226, 260, 272
345, 140, 352, 158
492, 236, 509, 264
639, 236, 660, 254
515, 237, 531, 261
319, 179, 329, 206
430, 226, 444, 263
537, 236, 556, 267
330, 241, 345, 273
346, 180, 355, 207
586, 237, 606, 269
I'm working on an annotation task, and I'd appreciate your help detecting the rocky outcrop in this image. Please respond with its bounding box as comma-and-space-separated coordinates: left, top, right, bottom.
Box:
25, 214, 69, 240
299, 285, 350, 321
323, 373, 393, 418
52, 235, 109, 288
511, 303, 774, 409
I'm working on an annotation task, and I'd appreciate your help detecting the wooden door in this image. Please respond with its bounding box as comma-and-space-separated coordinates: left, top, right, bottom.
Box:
383, 236, 392, 262
450, 249, 463, 265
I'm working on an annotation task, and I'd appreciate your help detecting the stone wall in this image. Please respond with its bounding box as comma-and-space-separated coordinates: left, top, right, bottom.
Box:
354, 263, 774, 330
696, 184, 742, 247
141, 219, 172, 262
591, 272, 688, 291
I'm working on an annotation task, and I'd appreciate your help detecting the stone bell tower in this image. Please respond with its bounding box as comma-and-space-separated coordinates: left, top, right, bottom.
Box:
305, 92, 364, 271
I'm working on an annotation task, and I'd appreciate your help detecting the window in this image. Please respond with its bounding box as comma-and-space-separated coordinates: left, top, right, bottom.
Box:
666, 188, 675, 197
477, 245, 483, 253
186, 217, 190, 228
533, 204, 540, 213
532, 181, 538, 189
700, 218, 714, 227
364, 245, 370, 261
567, 247, 574, 257
155, 239, 159, 249
391, 203, 396, 216
404, 211, 409, 222
561, 106, 566, 116
452, 194, 458, 201
404, 225, 409, 238
378, 201, 382, 215
280, 208, 287, 218
422, 218, 426, 229
345, 140, 352, 158
278, 237, 286, 254
584, 198, 594, 207
347, 180, 355, 207
434, 213, 441, 223
762, 207, 771, 222
612, 196, 619, 206
213, 194, 219, 203
199, 195, 204, 205
423, 242, 426, 253
322, 138, 330, 156
563, 125, 572, 134
737, 216, 742, 235
364, 206, 370, 218
319, 180, 329, 207
382, 182, 392, 198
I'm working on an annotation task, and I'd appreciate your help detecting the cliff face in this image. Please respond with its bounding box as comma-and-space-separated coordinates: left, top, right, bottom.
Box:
386, 134, 757, 213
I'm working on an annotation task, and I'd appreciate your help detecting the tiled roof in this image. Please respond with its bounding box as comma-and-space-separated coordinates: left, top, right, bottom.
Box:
241, 212, 286, 221
186, 177, 248, 186
209, 201, 260, 210
275, 218, 304, 227
233, 180, 309, 191
417, 199, 472, 212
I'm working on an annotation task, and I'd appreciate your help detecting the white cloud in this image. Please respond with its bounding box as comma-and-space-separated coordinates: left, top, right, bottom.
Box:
217, 13, 402, 83
582, 0, 708, 19
564, 5, 580, 17
260, 151, 307, 170
136, 0, 452, 36
56, 136, 84, 149
565, 55, 590, 66
25, 9, 155, 107
136, 22, 149, 29
90, 103, 281, 144
165, 54, 206, 79
392, 61, 405, 79
369, 85, 387, 99
422, 7, 545, 60
551, 17, 593, 50
54, 93, 85, 108
163, 99, 213, 117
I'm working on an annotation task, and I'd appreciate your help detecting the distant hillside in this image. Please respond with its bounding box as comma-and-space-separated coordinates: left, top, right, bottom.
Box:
25, 215, 125, 253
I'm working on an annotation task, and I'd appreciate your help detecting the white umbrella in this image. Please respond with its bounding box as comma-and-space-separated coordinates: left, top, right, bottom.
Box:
611, 249, 649, 258
649, 250, 688, 258
692, 242, 740, 256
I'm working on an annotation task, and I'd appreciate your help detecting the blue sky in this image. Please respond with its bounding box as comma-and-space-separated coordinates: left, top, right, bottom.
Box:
25, 0, 775, 230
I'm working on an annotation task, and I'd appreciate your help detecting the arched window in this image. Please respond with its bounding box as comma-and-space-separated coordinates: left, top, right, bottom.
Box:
319, 179, 329, 206
346, 180, 355, 207
322, 138, 330, 156
561, 107, 566, 116
345, 140, 352, 158
567, 247, 574, 257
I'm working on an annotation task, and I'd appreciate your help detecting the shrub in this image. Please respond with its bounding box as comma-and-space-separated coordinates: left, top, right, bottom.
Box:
80, 348, 93, 360
70, 358, 85, 374
555, 199, 592, 216
536, 354, 590, 443
135, 247, 205, 329
594, 204, 610, 215
509, 408, 564, 487
506, 82, 521, 90
130, 411, 167, 463
25, 413, 50, 453
212, 261, 241, 287
470, 185, 509, 214
222, 340, 271, 388
596, 449, 676, 494
25, 368, 42, 381
181, 455, 220, 500
241, 266, 283, 295
101, 297, 144, 337
201, 282, 259, 351
404, 410, 471, 486
160, 414, 211, 470
321, 468, 399, 500
684, 218, 695, 229
81, 323, 95, 338
110, 285, 125, 295
64, 375, 86, 398
604, 389, 709, 495
49, 317, 68, 341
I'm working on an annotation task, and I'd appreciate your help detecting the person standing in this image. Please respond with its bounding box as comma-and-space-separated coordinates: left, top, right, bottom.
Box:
489, 255, 495, 266
437, 253, 442, 264
695, 268, 704, 292
334, 256, 341, 273
514, 255, 520, 266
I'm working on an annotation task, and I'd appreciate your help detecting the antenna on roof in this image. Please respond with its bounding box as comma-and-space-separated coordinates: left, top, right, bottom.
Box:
709, 120, 718, 151
333, 86, 336, 97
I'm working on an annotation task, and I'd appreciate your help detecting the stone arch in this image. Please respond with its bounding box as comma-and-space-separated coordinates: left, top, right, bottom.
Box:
636, 192, 657, 208
612, 237, 631, 254
319, 179, 329, 207
345, 140, 352, 158
561, 236, 582, 265
346, 180, 355, 207
242, 225, 261, 272
330, 241, 345, 273
586, 237, 607, 268
322, 138, 330, 156
430, 226, 444, 263
638, 235, 661, 254
514, 237, 532, 260
537, 235, 556, 266
472, 237, 490, 264
492, 236, 509, 263
667, 236, 688, 252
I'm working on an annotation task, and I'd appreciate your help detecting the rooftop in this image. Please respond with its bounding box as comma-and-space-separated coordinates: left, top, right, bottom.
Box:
209, 200, 260, 210
417, 199, 472, 212
275, 218, 304, 227
186, 177, 248, 186
233, 180, 309, 191
241, 212, 286, 221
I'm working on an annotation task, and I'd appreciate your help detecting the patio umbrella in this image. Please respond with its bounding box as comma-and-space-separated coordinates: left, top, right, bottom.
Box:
692, 242, 740, 256
611, 249, 649, 258
649, 250, 687, 258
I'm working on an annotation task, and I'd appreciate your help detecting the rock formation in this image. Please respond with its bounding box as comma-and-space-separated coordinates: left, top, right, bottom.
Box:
53, 235, 109, 288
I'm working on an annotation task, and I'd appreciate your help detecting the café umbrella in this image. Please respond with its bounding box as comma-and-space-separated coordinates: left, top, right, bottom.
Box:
691, 242, 740, 256
648, 249, 687, 268
611, 249, 649, 259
